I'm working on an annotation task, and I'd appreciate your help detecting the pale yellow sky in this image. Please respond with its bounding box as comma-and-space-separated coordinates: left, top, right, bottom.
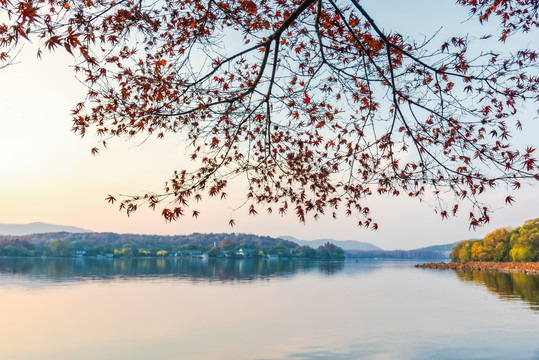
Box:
0, 1, 537, 250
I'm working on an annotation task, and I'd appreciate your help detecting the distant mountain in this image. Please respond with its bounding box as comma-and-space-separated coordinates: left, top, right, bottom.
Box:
414, 241, 481, 257
0, 222, 91, 236
415, 242, 459, 255
279, 235, 382, 251
345, 241, 467, 260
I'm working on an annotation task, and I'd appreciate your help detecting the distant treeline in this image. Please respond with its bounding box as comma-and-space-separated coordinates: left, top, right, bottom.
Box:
450, 218, 539, 263
345, 249, 447, 259
0, 232, 344, 260
6, 232, 298, 250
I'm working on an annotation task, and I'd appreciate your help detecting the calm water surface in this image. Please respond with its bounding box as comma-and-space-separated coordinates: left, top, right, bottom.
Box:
0, 257, 537, 360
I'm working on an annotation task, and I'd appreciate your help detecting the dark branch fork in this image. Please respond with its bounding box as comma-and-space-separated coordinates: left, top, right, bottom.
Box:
4, 0, 535, 226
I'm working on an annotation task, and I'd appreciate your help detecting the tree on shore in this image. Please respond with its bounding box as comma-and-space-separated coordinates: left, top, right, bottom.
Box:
450, 240, 474, 263
451, 218, 539, 262
469, 227, 511, 261
1, 0, 538, 227
510, 218, 539, 262
316, 242, 345, 259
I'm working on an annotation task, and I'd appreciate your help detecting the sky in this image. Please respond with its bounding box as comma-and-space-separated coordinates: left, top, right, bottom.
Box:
0, 0, 537, 250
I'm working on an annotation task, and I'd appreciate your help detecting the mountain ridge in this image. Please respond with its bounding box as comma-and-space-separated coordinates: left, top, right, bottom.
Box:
1, 222, 459, 256
279, 235, 383, 251
0, 222, 91, 236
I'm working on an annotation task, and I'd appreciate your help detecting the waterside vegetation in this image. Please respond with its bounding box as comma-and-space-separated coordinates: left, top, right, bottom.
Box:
0, 232, 345, 260
450, 218, 539, 263
418, 218, 538, 274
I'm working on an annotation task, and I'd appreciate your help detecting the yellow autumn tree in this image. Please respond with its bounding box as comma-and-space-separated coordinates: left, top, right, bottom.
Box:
451, 240, 474, 263
482, 227, 512, 262
450, 219, 538, 263
471, 241, 484, 261
457, 240, 474, 262
510, 219, 539, 262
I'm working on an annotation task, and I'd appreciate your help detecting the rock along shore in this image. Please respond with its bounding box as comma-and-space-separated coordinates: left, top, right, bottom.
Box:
415, 261, 539, 275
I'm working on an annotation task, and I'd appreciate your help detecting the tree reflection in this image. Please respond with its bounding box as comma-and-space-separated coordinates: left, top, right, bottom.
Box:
0, 257, 346, 284
454, 270, 539, 311
317, 261, 345, 276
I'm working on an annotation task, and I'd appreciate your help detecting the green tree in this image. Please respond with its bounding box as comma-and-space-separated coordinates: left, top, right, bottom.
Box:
320, 242, 345, 260
510, 219, 539, 262
316, 246, 331, 260
291, 246, 317, 259
480, 228, 511, 261
450, 242, 465, 262
269, 244, 290, 258
207, 247, 221, 258
1, 245, 23, 256
458, 240, 473, 262
50, 240, 71, 257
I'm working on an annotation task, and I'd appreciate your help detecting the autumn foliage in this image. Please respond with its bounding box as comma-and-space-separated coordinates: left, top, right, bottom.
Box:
450, 218, 539, 262
1, 0, 538, 227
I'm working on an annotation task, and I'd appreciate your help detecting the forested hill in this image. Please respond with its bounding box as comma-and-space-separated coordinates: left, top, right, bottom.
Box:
0, 231, 459, 259
2, 232, 298, 251
0, 232, 351, 259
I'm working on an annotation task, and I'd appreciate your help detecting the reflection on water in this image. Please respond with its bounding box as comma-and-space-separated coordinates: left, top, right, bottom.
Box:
2, 257, 538, 313
454, 270, 539, 311
2, 257, 538, 312
0, 257, 347, 285
0, 258, 538, 360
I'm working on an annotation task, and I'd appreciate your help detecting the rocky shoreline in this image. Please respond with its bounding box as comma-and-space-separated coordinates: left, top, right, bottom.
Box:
415, 261, 539, 275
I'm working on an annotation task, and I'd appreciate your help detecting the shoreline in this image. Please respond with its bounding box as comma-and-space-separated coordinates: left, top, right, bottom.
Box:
415, 261, 539, 275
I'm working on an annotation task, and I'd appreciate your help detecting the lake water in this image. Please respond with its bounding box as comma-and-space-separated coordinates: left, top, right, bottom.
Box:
0, 257, 537, 360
